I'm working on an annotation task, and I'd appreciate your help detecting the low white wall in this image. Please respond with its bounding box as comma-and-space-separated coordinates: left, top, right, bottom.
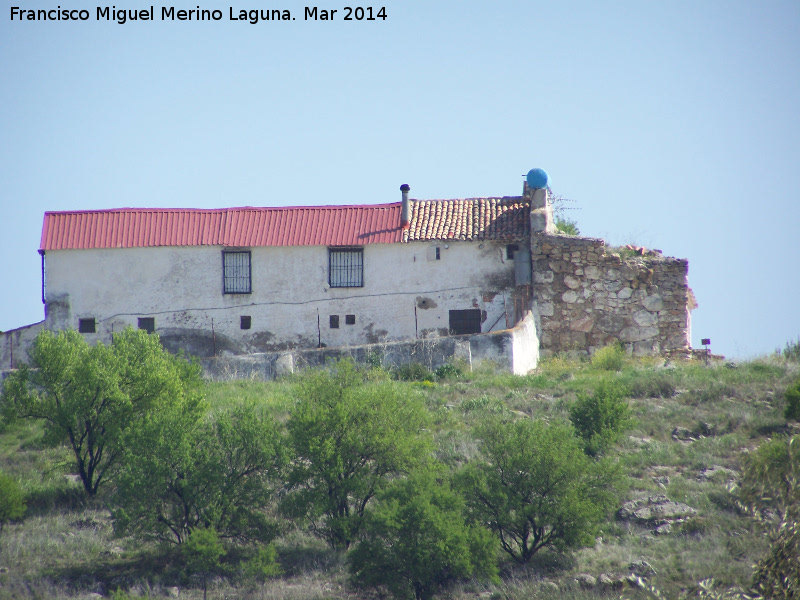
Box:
510, 311, 539, 375
200, 308, 540, 380
0, 321, 45, 370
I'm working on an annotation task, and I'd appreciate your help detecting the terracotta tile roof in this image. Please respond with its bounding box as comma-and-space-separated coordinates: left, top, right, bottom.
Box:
40, 204, 403, 250
403, 196, 530, 242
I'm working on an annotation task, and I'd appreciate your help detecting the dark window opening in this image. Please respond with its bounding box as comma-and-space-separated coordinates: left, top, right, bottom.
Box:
329, 248, 364, 288
330, 315, 340, 329
506, 244, 520, 260
449, 309, 482, 335
223, 250, 252, 294
78, 318, 96, 334
241, 315, 252, 330
138, 317, 155, 333
345, 314, 356, 325
435, 247, 441, 260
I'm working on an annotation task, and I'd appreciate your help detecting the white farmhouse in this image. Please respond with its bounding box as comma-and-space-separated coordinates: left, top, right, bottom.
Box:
2, 184, 537, 365
1, 176, 694, 375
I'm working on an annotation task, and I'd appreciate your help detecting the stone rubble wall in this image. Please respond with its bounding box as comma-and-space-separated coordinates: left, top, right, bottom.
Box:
530, 233, 692, 356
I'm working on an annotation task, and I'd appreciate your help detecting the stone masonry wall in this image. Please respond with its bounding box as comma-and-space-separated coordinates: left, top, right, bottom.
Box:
530, 233, 692, 356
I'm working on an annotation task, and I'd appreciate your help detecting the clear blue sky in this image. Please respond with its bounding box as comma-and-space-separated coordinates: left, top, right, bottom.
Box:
2, 0, 798, 358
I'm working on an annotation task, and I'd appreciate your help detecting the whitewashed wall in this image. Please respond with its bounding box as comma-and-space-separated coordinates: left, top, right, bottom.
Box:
41, 240, 521, 356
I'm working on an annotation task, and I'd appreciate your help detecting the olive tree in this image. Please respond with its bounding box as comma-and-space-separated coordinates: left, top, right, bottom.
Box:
283, 360, 432, 549
456, 417, 621, 563
1, 328, 203, 495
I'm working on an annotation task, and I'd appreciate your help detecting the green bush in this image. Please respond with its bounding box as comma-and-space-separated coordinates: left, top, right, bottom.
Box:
738, 436, 800, 599
569, 379, 633, 455
394, 362, 435, 382
460, 395, 506, 415
184, 527, 225, 600
738, 435, 799, 521
784, 377, 800, 422
628, 372, 677, 398
349, 471, 498, 600
780, 337, 800, 362
283, 360, 433, 549
1, 327, 204, 495
555, 218, 580, 236
239, 544, 282, 582
456, 417, 621, 563
591, 343, 625, 371
0, 471, 26, 544
113, 404, 284, 544
753, 518, 799, 599
434, 363, 464, 380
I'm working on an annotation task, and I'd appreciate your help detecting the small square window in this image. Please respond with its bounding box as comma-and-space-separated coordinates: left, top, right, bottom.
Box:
78, 318, 96, 333
138, 317, 155, 333
241, 316, 252, 330
506, 244, 520, 260
345, 314, 356, 325
330, 315, 340, 329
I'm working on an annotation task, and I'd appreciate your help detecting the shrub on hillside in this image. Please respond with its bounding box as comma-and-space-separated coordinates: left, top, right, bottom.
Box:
434, 362, 464, 380
456, 417, 621, 563
570, 379, 633, 456
394, 362, 435, 382
738, 435, 799, 522
283, 360, 433, 549
349, 471, 497, 600
113, 404, 284, 545
591, 343, 625, 371
628, 372, 677, 399
738, 436, 800, 599
1, 327, 204, 496
0, 471, 26, 545
183, 527, 226, 600
752, 518, 799, 599
780, 337, 800, 362
239, 544, 282, 583
784, 377, 800, 422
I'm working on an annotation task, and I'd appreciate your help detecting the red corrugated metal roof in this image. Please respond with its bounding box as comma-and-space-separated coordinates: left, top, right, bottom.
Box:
40, 204, 404, 250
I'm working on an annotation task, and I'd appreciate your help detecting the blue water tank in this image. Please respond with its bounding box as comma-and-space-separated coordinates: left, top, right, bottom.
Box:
526, 168, 549, 189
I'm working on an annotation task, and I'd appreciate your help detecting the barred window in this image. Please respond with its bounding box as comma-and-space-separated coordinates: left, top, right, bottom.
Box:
329, 248, 363, 288
223, 251, 251, 294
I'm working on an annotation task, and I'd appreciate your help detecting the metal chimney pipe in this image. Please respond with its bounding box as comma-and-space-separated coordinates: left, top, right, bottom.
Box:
400, 184, 410, 230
